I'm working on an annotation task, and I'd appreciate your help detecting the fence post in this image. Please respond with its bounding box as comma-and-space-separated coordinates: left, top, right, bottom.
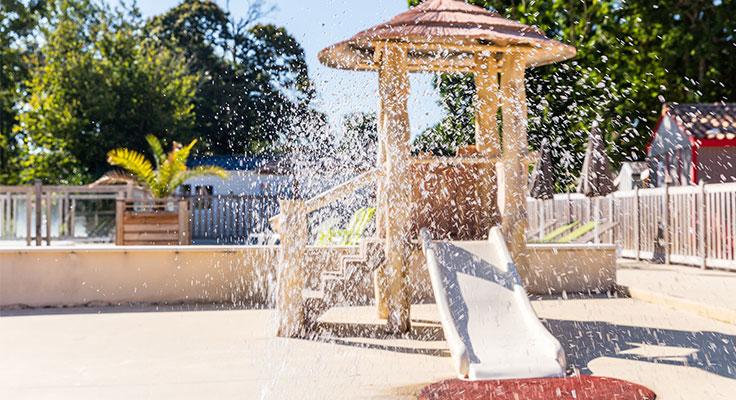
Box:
178, 199, 191, 245
115, 198, 125, 245
125, 182, 134, 199
539, 200, 545, 241
664, 183, 670, 264
634, 186, 640, 261
608, 194, 615, 243
70, 198, 76, 237
34, 179, 42, 246
45, 191, 52, 245
698, 180, 707, 269
593, 197, 600, 244
25, 190, 32, 246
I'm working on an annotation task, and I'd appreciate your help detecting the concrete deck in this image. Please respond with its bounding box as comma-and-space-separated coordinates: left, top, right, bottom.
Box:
617, 259, 736, 324
2, 298, 735, 399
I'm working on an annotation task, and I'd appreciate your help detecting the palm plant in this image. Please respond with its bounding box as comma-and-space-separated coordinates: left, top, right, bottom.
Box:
101, 135, 226, 198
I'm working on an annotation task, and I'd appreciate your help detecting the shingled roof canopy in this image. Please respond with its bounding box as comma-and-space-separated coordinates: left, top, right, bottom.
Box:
318, 0, 576, 72
666, 103, 736, 140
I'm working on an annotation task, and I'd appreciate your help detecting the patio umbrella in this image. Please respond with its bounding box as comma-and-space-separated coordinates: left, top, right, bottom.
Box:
529, 139, 554, 200
577, 122, 615, 197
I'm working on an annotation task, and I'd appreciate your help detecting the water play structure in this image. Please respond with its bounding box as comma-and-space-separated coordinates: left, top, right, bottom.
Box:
421, 227, 566, 380
273, 0, 579, 345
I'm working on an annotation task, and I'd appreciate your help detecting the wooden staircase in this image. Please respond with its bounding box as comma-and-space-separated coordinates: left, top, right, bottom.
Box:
302, 237, 385, 325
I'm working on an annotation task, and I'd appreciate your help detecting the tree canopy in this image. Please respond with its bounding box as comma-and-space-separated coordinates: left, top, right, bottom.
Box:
409, 0, 736, 190
2, 0, 320, 184
146, 0, 318, 155
14, 0, 198, 183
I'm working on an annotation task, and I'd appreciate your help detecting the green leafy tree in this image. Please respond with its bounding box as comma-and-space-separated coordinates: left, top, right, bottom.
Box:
16, 0, 198, 184
104, 135, 226, 198
146, 0, 318, 154
0, 0, 46, 184
409, 0, 736, 190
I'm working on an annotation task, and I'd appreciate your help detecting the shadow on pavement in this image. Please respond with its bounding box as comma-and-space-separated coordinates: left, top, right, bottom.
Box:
544, 318, 736, 379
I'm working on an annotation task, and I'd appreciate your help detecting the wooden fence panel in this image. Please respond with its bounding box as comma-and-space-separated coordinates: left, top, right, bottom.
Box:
188, 194, 279, 244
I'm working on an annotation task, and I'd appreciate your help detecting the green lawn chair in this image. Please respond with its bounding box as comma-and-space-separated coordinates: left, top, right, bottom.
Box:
314, 207, 375, 246
535, 221, 579, 243
343, 207, 375, 245
311, 217, 340, 243
556, 221, 597, 243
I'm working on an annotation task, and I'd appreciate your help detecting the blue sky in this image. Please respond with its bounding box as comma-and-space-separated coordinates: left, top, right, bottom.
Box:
126, 0, 444, 138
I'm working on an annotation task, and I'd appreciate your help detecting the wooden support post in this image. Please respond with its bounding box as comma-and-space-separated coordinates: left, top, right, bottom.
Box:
499, 52, 529, 270
376, 43, 411, 333
374, 65, 390, 319
375, 68, 387, 241
474, 53, 501, 233
474, 53, 501, 154
34, 179, 42, 246
275, 199, 308, 338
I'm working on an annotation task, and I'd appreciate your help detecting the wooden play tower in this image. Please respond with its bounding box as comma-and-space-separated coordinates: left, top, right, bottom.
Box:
275, 0, 575, 337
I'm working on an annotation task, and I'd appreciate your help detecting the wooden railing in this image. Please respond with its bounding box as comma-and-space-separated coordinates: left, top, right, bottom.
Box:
0, 181, 141, 245
527, 181, 736, 270
270, 169, 384, 232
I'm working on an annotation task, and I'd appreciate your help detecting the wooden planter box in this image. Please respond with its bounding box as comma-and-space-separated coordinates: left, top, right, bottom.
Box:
115, 198, 191, 245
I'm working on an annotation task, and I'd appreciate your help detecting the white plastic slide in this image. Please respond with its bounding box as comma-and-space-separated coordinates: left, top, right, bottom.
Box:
420, 227, 567, 380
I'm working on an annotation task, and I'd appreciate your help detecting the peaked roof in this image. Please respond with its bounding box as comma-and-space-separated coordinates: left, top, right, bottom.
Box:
577, 122, 615, 197
664, 103, 736, 140
529, 139, 554, 200
319, 0, 576, 72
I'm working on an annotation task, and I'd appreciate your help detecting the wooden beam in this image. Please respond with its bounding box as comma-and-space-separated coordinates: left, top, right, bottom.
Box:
499, 51, 530, 270
377, 43, 411, 333
375, 67, 387, 240
275, 199, 308, 338
374, 65, 389, 318
474, 53, 500, 155
410, 155, 501, 165
474, 53, 501, 235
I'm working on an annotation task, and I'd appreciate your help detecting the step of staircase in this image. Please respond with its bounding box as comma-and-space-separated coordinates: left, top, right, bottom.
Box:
301, 237, 386, 326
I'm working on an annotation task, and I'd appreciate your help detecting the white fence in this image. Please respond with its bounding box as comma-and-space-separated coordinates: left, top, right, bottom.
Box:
528, 182, 736, 270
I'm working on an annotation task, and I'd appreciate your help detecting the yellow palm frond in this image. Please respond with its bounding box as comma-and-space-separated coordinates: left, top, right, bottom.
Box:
105, 136, 224, 198
107, 148, 154, 188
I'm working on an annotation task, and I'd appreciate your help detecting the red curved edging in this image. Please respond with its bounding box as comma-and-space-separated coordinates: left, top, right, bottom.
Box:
419, 375, 656, 400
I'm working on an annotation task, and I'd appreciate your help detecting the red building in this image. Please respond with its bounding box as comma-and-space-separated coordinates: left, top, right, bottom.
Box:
647, 103, 736, 186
